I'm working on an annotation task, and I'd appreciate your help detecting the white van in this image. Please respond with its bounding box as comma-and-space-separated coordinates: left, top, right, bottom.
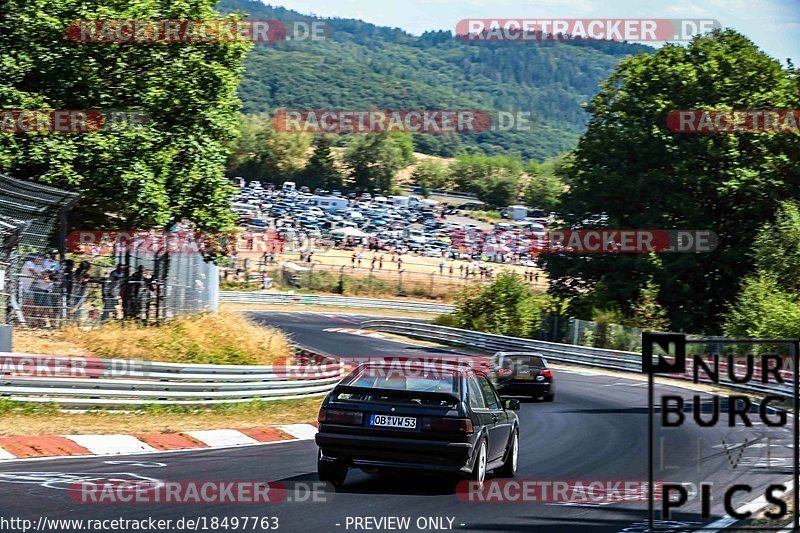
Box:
282, 181, 297, 193
307, 195, 348, 212
501, 205, 528, 220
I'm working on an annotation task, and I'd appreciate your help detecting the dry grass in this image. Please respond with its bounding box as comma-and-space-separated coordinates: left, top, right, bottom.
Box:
13, 311, 293, 366
13, 329, 94, 357
0, 398, 322, 436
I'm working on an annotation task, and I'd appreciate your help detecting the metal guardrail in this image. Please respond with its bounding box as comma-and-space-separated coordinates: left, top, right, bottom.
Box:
360, 320, 796, 399
220, 291, 456, 314
0, 350, 344, 409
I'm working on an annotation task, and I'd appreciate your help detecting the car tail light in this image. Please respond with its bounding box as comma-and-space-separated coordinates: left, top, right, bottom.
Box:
424, 417, 474, 433
539, 369, 553, 378
498, 368, 513, 377
318, 409, 363, 426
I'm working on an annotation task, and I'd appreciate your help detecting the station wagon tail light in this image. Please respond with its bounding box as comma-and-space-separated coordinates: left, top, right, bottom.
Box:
424, 417, 474, 434
318, 409, 363, 425
539, 369, 553, 378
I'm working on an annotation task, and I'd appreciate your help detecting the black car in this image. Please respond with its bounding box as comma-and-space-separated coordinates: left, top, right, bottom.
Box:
316, 361, 520, 486
491, 352, 555, 401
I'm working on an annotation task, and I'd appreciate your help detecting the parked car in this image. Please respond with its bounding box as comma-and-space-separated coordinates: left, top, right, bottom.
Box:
316, 361, 520, 486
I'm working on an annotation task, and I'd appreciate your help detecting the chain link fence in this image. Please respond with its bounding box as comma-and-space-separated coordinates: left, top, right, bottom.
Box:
0, 173, 217, 328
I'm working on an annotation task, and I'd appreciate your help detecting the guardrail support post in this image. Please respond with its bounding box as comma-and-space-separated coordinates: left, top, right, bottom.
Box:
0, 325, 11, 351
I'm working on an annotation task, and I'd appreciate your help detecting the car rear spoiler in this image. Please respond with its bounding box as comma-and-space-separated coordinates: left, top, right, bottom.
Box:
333, 385, 461, 404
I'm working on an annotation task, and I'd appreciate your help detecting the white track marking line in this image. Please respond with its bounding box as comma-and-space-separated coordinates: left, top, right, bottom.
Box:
64, 435, 156, 455
184, 430, 259, 447
276, 424, 318, 440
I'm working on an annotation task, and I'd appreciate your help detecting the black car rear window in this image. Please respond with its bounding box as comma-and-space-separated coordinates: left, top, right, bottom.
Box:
345, 367, 459, 394
336, 367, 461, 406
502, 355, 545, 371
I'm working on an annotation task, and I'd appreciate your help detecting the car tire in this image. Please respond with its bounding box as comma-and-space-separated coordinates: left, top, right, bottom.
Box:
471, 439, 488, 484
317, 450, 348, 486
494, 430, 518, 478
542, 393, 555, 402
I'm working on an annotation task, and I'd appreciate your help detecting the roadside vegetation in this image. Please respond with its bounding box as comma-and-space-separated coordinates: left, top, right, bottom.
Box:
543, 30, 800, 334
435, 271, 668, 349
13, 311, 292, 366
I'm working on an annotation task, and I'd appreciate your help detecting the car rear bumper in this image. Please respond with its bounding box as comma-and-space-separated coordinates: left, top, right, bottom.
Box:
316, 431, 476, 473
496, 381, 553, 397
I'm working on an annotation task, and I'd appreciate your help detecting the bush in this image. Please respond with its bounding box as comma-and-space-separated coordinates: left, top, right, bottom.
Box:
452, 272, 548, 338
62, 311, 292, 365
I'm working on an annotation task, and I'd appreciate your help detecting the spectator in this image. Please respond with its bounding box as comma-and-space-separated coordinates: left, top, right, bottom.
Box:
43, 249, 60, 272
101, 273, 117, 320
127, 265, 145, 319
70, 261, 91, 320
142, 270, 158, 320
119, 266, 133, 318
20, 253, 45, 298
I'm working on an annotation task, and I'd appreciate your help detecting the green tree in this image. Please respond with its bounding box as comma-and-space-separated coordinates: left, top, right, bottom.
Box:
628, 278, 670, 330
750, 201, 800, 291
453, 272, 547, 338
298, 135, 343, 190
0, 0, 252, 231
523, 158, 565, 211
724, 201, 800, 337
544, 30, 800, 332
450, 153, 522, 207
226, 113, 311, 184
343, 133, 413, 192
723, 273, 800, 338
410, 158, 450, 192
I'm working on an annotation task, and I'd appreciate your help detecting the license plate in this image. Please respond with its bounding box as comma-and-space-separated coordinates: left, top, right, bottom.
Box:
369, 414, 417, 429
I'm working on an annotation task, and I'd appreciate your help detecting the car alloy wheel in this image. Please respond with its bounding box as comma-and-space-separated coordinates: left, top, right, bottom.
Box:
473, 440, 487, 484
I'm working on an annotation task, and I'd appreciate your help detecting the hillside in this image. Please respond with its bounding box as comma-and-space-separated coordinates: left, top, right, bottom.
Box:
218, 1, 654, 160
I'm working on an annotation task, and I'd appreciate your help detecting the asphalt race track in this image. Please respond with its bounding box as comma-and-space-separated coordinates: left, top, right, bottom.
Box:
0, 311, 794, 533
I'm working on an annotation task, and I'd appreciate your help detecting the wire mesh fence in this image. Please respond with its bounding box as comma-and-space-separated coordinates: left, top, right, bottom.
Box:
0, 173, 217, 328
539, 315, 646, 351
